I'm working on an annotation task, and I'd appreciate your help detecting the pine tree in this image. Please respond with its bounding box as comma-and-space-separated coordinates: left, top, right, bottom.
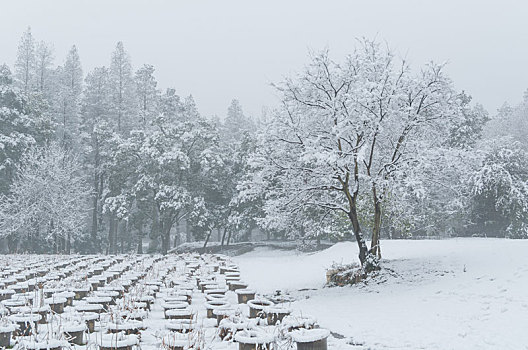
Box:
55, 45, 83, 143
14, 27, 36, 92
223, 99, 255, 142
109, 42, 136, 134
80, 66, 112, 250
0, 63, 53, 196
135, 64, 158, 129
34, 41, 54, 94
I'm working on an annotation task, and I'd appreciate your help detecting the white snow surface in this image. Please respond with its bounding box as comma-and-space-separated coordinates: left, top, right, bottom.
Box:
233, 238, 528, 350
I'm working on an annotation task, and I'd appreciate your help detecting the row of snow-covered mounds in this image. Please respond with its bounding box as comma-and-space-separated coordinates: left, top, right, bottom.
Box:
234, 238, 528, 350
0, 252, 338, 349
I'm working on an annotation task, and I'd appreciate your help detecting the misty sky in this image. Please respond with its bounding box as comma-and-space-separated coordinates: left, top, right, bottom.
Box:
0, 0, 526, 118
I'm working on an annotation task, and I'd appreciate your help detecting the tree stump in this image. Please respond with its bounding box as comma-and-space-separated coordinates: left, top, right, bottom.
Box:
236, 289, 256, 304
0, 325, 16, 348
107, 320, 144, 335
229, 281, 248, 291
46, 297, 66, 314
265, 307, 291, 325
139, 296, 154, 311
0, 290, 15, 301
37, 308, 50, 324
161, 334, 187, 350
291, 329, 330, 350
64, 325, 86, 345
214, 307, 235, 327
235, 330, 274, 350
73, 288, 89, 300
248, 299, 274, 318
75, 303, 104, 314
166, 321, 194, 334
85, 318, 96, 333
205, 300, 230, 319
85, 296, 111, 311
11, 314, 41, 336
164, 309, 193, 320
22, 340, 66, 350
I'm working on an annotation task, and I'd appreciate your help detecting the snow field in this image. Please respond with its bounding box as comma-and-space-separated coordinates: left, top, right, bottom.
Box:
234, 238, 528, 350
0, 253, 338, 350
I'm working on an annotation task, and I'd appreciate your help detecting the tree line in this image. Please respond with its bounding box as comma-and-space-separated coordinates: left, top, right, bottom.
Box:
0, 29, 527, 264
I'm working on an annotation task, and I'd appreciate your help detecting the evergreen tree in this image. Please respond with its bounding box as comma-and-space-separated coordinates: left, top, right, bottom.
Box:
34, 41, 54, 95
14, 27, 36, 92
80, 66, 113, 251
55, 45, 83, 143
109, 42, 136, 134
135, 64, 159, 129
0, 64, 53, 196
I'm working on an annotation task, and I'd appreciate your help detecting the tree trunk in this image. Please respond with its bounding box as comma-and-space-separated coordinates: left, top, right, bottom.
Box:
343, 183, 369, 267
31, 222, 39, 253
26, 227, 31, 253
51, 219, 57, 254
119, 221, 125, 254
161, 218, 174, 255
185, 220, 191, 243
108, 216, 116, 254
137, 232, 143, 254
98, 177, 104, 229
220, 227, 228, 248
173, 221, 180, 248
66, 232, 71, 254
126, 220, 132, 252
113, 218, 118, 254
149, 201, 159, 252
370, 190, 382, 259
7, 234, 18, 254
203, 230, 212, 249
60, 236, 66, 254
136, 223, 143, 254
91, 142, 100, 243
226, 229, 232, 246
347, 205, 369, 266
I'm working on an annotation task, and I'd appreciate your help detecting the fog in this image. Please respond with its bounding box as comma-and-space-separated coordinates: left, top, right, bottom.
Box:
1, 0, 526, 117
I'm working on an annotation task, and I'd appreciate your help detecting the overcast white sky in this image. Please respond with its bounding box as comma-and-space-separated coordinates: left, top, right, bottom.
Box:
0, 0, 526, 118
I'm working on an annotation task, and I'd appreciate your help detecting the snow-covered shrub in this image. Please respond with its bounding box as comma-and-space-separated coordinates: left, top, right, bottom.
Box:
469, 139, 528, 238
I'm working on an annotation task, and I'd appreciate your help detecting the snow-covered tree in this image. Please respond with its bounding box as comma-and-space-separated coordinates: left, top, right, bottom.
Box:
223, 99, 255, 141
469, 139, 528, 238
14, 27, 36, 92
247, 40, 463, 269
0, 64, 53, 197
109, 41, 136, 134
135, 64, 159, 129
34, 41, 54, 94
465, 93, 528, 238
382, 93, 488, 239
135, 110, 218, 254
447, 92, 489, 149
80, 66, 113, 248
0, 144, 89, 253
55, 45, 83, 143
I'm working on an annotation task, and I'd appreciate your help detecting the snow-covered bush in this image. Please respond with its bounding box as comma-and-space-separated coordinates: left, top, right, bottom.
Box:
469, 139, 528, 238
0, 144, 90, 253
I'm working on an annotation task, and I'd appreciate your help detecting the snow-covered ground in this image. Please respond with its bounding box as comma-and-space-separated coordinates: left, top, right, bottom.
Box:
233, 238, 528, 350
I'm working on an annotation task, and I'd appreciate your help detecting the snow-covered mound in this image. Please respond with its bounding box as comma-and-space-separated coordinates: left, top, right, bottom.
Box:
233, 238, 528, 350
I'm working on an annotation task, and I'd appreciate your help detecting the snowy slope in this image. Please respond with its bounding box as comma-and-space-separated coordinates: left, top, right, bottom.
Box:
233, 239, 528, 350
